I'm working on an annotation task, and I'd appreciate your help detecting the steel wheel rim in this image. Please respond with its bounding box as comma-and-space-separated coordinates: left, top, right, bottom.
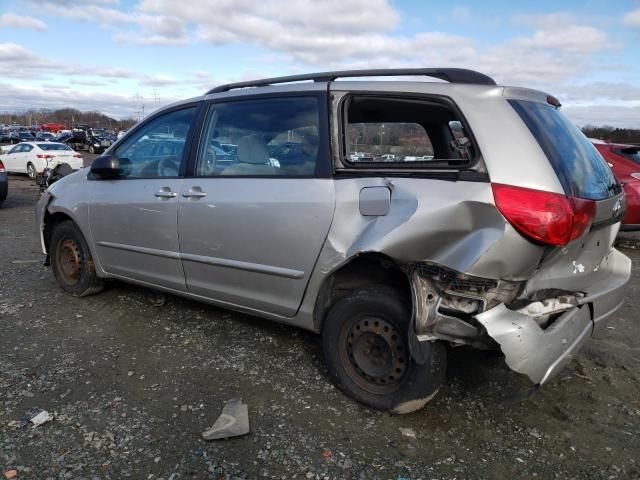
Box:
27, 164, 36, 179
56, 237, 83, 285
339, 315, 408, 394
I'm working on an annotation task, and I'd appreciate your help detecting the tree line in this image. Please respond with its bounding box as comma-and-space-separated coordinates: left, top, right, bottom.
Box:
0, 108, 137, 131
581, 126, 640, 144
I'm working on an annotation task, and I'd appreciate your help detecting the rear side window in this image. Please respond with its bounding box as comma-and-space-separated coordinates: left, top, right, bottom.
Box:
509, 100, 618, 201
343, 96, 475, 168
614, 147, 640, 164
38, 143, 72, 151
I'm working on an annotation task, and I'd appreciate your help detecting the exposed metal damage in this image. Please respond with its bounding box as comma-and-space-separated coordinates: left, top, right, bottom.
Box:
404, 261, 599, 384
405, 262, 520, 349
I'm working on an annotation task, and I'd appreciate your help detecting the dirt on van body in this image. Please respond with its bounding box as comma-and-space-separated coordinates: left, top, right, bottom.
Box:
1, 173, 639, 480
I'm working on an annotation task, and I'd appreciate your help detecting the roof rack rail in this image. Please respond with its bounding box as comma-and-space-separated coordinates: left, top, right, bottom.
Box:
206, 68, 496, 94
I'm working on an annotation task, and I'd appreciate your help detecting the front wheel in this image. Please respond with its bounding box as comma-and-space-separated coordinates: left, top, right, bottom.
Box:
27, 162, 37, 179
322, 287, 446, 414
50, 220, 104, 296
89, 145, 95, 154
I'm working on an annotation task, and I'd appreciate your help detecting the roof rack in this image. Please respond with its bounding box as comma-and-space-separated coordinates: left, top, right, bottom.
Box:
206, 68, 496, 94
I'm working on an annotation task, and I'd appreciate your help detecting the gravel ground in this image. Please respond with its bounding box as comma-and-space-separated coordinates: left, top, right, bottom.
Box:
1, 169, 640, 480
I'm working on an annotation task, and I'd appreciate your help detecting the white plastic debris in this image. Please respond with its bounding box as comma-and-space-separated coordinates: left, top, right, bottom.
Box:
202, 398, 250, 440
30, 410, 52, 427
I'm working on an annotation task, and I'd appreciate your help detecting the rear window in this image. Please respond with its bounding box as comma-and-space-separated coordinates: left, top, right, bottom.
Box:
343, 96, 475, 168
509, 100, 619, 201
38, 143, 72, 151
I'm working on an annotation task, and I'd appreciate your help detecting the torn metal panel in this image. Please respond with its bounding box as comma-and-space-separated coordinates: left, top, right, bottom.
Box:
476, 304, 593, 385
407, 263, 520, 346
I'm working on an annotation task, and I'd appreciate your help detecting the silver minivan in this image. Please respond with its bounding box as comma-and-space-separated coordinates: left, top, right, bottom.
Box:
36, 68, 631, 413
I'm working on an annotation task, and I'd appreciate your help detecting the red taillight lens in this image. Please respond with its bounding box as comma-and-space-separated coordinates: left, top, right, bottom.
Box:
36, 154, 53, 159
0, 160, 5, 173
492, 183, 595, 246
73, 154, 82, 158
569, 197, 597, 242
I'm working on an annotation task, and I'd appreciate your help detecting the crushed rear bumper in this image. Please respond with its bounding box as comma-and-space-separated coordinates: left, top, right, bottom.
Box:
476, 249, 631, 385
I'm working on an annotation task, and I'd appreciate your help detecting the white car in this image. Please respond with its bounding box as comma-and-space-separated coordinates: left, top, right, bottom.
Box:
1, 142, 83, 178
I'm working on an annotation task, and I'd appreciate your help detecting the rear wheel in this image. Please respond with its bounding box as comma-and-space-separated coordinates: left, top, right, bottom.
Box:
89, 145, 95, 154
50, 220, 104, 296
27, 162, 37, 179
322, 287, 446, 413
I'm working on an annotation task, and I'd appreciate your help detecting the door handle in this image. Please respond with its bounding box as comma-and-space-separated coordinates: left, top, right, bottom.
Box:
182, 187, 207, 198
155, 190, 177, 198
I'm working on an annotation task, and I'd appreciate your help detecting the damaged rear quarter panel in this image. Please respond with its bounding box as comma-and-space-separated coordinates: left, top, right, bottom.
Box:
327, 177, 543, 278
298, 176, 546, 330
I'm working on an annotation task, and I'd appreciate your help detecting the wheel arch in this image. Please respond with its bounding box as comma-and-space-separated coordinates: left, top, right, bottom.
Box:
312, 252, 412, 333
42, 205, 104, 276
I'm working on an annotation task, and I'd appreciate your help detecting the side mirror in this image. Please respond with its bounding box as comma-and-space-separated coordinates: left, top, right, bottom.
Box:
90, 155, 132, 179
90, 155, 120, 179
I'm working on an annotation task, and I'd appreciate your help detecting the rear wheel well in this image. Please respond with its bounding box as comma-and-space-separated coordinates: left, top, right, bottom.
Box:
313, 253, 412, 332
43, 211, 75, 253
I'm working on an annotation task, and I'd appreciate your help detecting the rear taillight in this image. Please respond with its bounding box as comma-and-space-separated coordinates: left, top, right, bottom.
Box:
36, 154, 53, 159
73, 154, 82, 158
492, 183, 596, 246
0, 160, 5, 173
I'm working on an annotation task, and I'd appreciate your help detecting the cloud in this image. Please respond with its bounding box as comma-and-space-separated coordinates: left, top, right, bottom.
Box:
28, 0, 188, 45
563, 104, 640, 128
140, 74, 178, 86
623, 8, 640, 29
0, 42, 136, 80
112, 32, 188, 46
0, 83, 180, 119
0, 13, 47, 31
556, 82, 640, 103
515, 25, 618, 54
70, 79, 109, 86
512, 12, 619, 54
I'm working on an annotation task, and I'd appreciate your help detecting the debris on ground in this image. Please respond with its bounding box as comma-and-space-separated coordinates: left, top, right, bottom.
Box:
22, 408, 52, 427
10, 259, 40, 264
3, 470, 18, 479
202, 398, 250, 440
151, 293, 167, 307
399, 428, 416, 439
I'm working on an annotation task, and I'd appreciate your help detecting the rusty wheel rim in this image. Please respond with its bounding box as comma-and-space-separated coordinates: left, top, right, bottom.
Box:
56, 237, 83, 285
340, 316, 408, 394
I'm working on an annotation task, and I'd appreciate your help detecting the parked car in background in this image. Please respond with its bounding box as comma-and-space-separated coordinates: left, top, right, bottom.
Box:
0, 158, 7, 207
0, 130, 11, 143
86, 131, 113, 154
36, 68, 630, 413
592, 139, 640, 230
36, 131, 57, 142
2, 142, 83, 178
9, 131, 36, 144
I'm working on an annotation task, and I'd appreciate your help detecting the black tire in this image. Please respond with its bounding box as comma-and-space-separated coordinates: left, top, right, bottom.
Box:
27, 162, 37, 179
89, 145, 95, 154
322, 287, 446, 414
50, 220, 104, 296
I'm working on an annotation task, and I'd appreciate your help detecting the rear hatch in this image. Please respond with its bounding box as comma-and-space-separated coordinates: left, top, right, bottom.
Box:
505, 97, 624, 294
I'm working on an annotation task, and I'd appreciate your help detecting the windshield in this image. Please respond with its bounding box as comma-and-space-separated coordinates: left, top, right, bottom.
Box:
509, 100, 619, 201
38, 143, 73, 151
